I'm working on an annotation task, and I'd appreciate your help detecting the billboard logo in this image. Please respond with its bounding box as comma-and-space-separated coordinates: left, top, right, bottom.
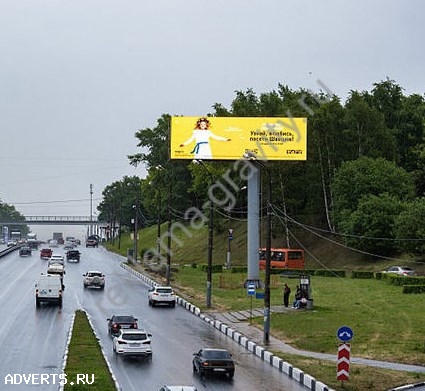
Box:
286, 149, 303, 155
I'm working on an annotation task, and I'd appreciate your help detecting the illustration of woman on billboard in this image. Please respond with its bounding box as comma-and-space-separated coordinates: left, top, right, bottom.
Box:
179, 117, 231, 159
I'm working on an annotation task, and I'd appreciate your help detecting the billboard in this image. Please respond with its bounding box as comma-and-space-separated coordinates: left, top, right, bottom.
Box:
170, 116, 307, 161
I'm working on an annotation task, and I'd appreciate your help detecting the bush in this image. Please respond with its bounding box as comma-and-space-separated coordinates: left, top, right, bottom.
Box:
351, 270, 375, 279
314, 269, 346, 278
402, 285, 425, 294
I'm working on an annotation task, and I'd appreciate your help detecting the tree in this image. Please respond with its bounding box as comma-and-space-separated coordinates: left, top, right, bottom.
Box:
97, 176, 145, 231
343, 91, 397, 161
332, 157, 415, 221
339, 193, 405, 256
394, 198, 425, 256
0, 201, 29, 236
332, 157, 416, 255
128, 114, 171, 169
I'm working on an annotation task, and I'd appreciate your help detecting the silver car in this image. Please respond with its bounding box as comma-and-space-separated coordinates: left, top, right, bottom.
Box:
382, 266, 417, 276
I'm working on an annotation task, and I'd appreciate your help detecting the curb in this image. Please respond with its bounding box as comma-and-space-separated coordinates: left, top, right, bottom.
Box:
121, 263, 335, 391
388, 383, 425, 391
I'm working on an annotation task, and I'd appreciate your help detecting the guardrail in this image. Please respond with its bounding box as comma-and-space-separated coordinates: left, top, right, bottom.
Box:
0, 216, 101, 226
0, 244, 21, 259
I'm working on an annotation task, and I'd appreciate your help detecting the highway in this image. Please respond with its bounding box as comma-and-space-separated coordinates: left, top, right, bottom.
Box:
0, 243, 308, 391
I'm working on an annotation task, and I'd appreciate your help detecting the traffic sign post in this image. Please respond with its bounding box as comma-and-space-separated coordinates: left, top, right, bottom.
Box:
337, 343, 351, 381
336, 326, 353, 384
247, 283, 256, 324
226, 229, 233, 269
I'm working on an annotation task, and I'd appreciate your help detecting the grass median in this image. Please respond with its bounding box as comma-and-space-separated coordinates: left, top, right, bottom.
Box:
64, 310, 116, 391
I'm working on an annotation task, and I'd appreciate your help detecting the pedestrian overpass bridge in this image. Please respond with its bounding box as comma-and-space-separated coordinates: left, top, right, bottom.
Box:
0, 216, 101, 226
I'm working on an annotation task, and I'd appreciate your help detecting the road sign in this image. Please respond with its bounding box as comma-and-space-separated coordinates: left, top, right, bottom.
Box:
247, 283, 256, 296
337, 343, 351, 381
228, 228, 233, 240
255, 292, 265, 299
337, 326, 354, 342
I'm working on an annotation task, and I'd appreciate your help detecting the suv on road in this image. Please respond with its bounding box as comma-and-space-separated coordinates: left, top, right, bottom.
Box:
192, 348, 235, 379
83, 271, 105, 289
112, 329, 153, 359
148, 286, 176, 307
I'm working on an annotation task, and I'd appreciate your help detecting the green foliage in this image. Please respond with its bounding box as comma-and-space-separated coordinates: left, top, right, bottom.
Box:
96, 80, 425, 269
199, 263, 223, 273
0, 201, 29, 235
341, 193, 406, 255
313, 269, 346, 277
332, 157, 416, 255
394, 197, 425, 255
97, 176, 144, 230
402, 285, 425, 294
344, 90, 397, 161
351, 270, 375, 279
383, 274, 425, 287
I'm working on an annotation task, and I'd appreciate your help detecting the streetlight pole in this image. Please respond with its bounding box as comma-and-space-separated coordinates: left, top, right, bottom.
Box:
193, 160, 214, 308
133, 202, 138, 263
156, 166, 172, 285
89, 184, 93, 237
156, 188, 161, 262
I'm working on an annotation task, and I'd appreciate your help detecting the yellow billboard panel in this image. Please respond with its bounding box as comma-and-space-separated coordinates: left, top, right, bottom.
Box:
170, 116, 307, 161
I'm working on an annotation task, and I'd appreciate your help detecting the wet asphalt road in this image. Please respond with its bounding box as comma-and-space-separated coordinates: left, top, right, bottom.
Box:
0, 244, 308, 391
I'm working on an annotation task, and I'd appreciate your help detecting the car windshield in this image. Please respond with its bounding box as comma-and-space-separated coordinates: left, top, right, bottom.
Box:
113, 316, 135, 323
88, 272, 102, 277
203, 350, 231, 359
157, 288, 172, 294
122, 333, 147, 341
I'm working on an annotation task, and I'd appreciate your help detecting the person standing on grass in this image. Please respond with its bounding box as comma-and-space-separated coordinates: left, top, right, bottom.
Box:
283, 283, 291, 307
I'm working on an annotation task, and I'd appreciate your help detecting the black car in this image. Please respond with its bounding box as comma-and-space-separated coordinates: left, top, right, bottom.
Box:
19, 246, 32, 257
107, 315, 138, 337
86, 239, 98, 248
192, 348, 235, 379
66, 250, 81, 262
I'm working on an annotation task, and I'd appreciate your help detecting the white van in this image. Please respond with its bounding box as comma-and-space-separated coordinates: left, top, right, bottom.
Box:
35, 274, 63, 307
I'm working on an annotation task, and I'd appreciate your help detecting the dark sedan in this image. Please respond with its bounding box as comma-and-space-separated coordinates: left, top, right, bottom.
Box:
107, 315, 138, 337
192, 348, 235, 379
19, 246, 32, 257
66, 250, 80, 262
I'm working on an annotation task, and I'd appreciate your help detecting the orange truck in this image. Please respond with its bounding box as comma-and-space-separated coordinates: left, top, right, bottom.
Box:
258, 248, 305, 270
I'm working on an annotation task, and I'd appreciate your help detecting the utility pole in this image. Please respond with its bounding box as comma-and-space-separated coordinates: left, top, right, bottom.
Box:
90, 184, 93, 236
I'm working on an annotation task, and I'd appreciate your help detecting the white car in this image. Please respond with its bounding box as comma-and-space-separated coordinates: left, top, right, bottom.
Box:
159, 387, 197, 391
48, 239, 58, 247
49, 254, 64, 263
112, 328, 152, 358
148, 286, 176, 307
83, 271, 105, 289
47, 255, 65, 277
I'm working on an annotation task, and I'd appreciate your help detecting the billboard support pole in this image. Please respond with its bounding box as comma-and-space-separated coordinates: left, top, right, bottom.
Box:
246, 166, 260, 287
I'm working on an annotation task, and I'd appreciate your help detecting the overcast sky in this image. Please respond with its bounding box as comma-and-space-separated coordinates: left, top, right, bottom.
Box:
1, 0, 424, 239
